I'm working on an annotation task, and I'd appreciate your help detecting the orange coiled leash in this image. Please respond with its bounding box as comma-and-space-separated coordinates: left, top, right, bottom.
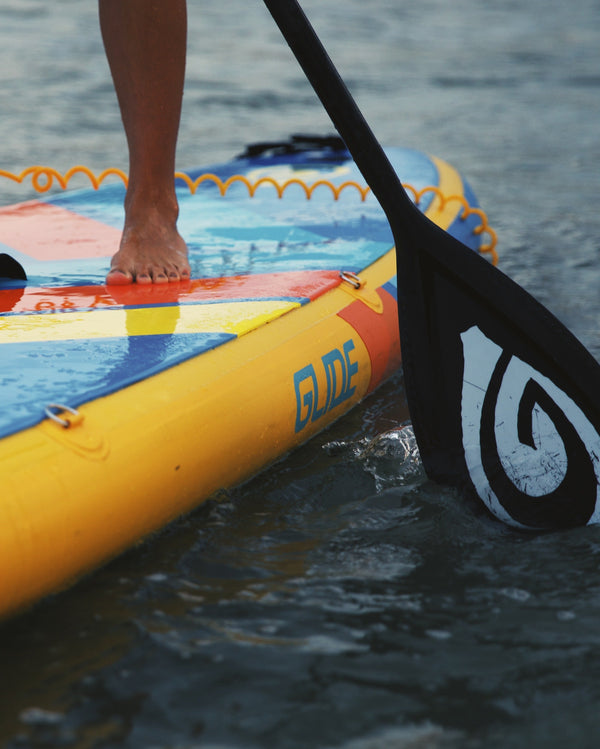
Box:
0, 165, 498, 264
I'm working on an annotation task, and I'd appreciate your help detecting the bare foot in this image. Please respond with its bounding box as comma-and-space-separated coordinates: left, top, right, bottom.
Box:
106, 215, 191, 286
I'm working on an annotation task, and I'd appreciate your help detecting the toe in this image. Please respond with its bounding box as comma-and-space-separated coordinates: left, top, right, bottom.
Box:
151, 269, 170, 284
106, 268, 134, 286
135, 272, 153, 285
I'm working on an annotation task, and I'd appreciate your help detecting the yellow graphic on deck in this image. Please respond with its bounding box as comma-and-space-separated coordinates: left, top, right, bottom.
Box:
0, 299, 300, 344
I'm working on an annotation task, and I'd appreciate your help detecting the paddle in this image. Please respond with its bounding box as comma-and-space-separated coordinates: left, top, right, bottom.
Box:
263, 0, 600, 530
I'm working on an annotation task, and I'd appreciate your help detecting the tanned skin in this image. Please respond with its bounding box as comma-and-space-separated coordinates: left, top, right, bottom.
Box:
99, 0, 191, 285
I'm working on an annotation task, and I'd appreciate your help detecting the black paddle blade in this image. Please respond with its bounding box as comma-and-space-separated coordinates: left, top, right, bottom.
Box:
263, 0, 600, 529
394, 209, 600, 529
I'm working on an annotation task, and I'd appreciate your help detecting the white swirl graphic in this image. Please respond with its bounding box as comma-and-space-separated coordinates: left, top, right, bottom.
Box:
460, 326, 600, 527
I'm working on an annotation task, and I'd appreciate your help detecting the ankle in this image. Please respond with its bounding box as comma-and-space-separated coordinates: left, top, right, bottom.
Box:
124, 185, 180, 228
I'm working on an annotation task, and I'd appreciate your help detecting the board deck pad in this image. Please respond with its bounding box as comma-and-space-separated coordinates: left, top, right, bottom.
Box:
0, 145, 484, 442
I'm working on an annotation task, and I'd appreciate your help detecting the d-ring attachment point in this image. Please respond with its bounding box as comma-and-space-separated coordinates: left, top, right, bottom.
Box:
340, 270, 363, 289
45, 403, 82, 429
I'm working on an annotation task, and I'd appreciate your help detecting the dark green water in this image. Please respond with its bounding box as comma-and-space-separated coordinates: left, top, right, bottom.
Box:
1, 1, 600, 747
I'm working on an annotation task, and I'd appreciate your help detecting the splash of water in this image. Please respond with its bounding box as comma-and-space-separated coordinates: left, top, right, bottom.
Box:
325, 422, 425, 491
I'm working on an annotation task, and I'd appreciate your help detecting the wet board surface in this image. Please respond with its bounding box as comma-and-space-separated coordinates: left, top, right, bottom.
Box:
0, 143, 484, 442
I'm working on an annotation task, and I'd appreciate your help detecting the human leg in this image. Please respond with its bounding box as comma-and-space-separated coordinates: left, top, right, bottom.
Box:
99, 0, 190, 285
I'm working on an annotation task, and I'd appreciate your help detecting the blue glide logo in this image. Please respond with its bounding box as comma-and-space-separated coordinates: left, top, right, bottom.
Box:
294, 339, 359, 433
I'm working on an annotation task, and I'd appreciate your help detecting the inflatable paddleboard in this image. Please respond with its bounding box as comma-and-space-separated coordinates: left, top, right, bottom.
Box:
0, 137, 495, 619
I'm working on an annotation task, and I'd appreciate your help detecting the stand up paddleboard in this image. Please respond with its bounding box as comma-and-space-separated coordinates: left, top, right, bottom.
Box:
0, 137, 495, 619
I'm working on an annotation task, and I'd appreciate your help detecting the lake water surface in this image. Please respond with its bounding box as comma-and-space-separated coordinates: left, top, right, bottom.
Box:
1, 1, 600, 747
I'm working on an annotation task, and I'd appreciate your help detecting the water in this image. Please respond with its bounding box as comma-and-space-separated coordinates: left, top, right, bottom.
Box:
1, 0, 600, 746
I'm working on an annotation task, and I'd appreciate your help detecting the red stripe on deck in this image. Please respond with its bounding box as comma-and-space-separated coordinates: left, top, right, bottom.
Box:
0, 201, 120, 260
0, 270, 342, 314
337, 287, 401, 393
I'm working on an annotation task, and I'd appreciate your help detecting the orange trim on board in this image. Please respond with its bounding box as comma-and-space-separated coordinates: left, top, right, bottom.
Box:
337, 286, 401, 393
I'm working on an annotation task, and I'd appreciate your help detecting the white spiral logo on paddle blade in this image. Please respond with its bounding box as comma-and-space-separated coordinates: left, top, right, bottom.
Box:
460, 326, 600, 528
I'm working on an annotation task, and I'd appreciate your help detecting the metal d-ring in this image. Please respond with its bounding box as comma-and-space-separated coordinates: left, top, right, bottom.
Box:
339, 270, 362, 289
44, 403, 80, 429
